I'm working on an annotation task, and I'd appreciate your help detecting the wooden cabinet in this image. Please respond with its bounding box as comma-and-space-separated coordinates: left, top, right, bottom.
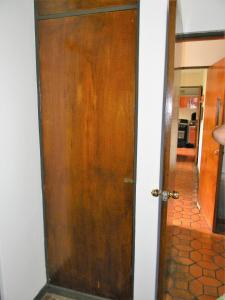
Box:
179, 96, 199, 109
188, 126, 197, 146
179, 96, 189, 108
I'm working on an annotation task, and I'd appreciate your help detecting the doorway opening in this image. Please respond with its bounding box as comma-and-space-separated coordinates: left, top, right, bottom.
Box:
164, 55, 225, 300
168, 71, 208, 231
160, 1, 225, 299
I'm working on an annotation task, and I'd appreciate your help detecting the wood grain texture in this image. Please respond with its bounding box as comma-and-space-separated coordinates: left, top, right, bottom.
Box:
162, 0, 177, 191
158, 0, 177, 299
36, 0, 138, 16
38, 10, 137, 300
199, 57, 225, 231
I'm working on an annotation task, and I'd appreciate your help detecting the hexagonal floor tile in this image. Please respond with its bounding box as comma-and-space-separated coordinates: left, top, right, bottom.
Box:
163, 159, 225, 299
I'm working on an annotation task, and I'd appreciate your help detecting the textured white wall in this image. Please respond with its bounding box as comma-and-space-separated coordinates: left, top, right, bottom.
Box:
0, 1, 46, 299
177, 0, 225, 34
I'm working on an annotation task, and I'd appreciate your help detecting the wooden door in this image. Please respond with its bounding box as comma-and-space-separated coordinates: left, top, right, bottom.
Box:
36, 2, 138, 299
199, 57, 225, 231
157, 0, 178, 299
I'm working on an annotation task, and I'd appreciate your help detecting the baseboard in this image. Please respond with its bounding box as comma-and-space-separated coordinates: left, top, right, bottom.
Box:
215, 218, 225, 234
34, 283, 112, 300
217, 217, 225, 224
33, 284, 48, 300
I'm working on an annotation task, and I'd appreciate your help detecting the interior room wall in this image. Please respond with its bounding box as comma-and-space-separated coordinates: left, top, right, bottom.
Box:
0, 0, 169, 300
0, 261, 3, 299
177, 69, 208, 172
175, 0, 183, 34
177, 0, 225, 34
0, 0, 46, 299
170, 69, 181, 187
179, 69, 208, 86
179, 108, 197, 121
175, 39, 225, 68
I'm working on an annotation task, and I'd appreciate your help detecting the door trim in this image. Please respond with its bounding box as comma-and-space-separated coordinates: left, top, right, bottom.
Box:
36, 4, 138, 20
175, 66, 209, 70
34, 1, 140, 299
176, 30, 225, 42
34, 284, 112, 300
157, 0, 177, 299
34, 1, 50, 282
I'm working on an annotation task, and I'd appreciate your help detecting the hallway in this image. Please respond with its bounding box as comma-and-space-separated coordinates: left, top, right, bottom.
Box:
164, 157, 225, 299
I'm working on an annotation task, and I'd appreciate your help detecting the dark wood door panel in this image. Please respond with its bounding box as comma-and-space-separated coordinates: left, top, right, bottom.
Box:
38, 9, 137, 300
36, 0, 138, 16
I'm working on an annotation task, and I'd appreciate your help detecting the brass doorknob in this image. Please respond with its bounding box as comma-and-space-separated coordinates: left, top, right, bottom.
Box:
151, 189, 179, 202
168, 190, 179, 199
151, 189, 161, 197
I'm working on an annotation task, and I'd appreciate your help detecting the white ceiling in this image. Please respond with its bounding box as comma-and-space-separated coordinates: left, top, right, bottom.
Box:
176, 0, 225, 34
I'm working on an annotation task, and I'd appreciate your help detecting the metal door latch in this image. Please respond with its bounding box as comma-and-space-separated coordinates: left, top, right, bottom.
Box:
151, 189, 179, 202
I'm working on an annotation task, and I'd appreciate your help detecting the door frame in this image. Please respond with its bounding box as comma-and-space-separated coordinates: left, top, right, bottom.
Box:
34, 1, 139, 300
34, 0, 172, 298
33, 0, 225, 299
156, 1, 177, 299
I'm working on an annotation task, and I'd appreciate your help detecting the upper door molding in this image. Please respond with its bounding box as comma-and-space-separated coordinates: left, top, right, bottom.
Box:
36, 0, 138, 18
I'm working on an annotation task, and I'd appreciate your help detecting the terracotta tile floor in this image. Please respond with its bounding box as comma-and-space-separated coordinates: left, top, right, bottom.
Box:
164, 155, 225, 300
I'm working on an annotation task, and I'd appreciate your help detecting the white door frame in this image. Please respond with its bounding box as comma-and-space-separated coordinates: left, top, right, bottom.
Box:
134, 1, 169, 299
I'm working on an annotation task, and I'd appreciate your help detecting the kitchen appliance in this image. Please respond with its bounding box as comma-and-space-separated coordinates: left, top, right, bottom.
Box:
178, 119, 188, 147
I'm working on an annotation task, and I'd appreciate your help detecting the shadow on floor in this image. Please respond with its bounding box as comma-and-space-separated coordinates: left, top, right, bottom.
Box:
164, 225, 225, 299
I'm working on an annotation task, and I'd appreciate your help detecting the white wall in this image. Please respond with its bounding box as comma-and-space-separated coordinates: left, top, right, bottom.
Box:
175, 0, 183, 34
179, 69, 208, 87
179, 108, 197, 121
134, 1, 168, 299
0, 1, 46, 299
175, 39, 225, 68
177, 0, 225, 34
0, 1, 169, 299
